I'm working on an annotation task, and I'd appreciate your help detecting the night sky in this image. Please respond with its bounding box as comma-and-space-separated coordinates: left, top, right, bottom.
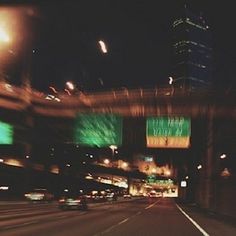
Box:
1, 0, 236, 93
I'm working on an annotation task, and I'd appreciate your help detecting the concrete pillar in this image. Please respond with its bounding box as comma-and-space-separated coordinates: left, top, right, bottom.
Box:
199, 107, 214, 209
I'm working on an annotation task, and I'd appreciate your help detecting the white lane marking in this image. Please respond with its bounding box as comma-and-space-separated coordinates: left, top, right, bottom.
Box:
145, 202, 156, 209
3, 220, 39, 230
135, 211, 142, 216
176, 204, 210, 236
118, 218, 129, 225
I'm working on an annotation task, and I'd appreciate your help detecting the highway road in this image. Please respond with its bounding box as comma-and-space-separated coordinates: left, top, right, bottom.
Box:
0, 198, 236, 236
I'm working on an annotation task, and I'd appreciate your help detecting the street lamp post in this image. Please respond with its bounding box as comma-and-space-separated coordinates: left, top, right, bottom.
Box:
109, 145, 117, 184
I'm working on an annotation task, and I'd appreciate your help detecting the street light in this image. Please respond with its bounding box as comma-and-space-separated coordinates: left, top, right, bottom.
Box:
220, 154, 227, 159
168, 76, 174, 95
109, 145, 117, 184
66, 81, 75, 90
98, 40, 108, 54
0, 26, 10, 44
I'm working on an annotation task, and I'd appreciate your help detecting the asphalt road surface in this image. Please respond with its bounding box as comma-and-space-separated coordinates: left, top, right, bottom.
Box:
0, 198, 236, 236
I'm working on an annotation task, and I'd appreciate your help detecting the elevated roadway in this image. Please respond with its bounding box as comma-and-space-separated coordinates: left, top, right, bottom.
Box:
0, 82, 235, 118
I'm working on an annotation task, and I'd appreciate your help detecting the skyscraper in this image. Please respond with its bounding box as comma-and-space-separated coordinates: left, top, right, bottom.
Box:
171, 6, 212, 90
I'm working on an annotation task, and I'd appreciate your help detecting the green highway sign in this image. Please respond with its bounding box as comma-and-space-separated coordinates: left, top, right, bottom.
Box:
0, 121, 13, 144
74, 113, 123, 147
146, 117, 191, 148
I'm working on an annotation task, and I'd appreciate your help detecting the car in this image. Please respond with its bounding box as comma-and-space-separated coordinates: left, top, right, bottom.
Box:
148, 191, 162, 198
106, 192, 118, 201
24, 188, 54, 202
58, 195, 87, 210
123, 194, 132, 199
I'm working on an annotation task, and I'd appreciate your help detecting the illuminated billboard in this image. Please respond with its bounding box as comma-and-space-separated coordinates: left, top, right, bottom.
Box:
0, 121, 13, 144
146, 117, 191, 148
74, 113, 122, 147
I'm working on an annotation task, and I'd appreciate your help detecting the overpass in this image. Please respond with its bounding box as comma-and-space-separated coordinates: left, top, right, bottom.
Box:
0, 82, 236, 219
0, 82, 235, 118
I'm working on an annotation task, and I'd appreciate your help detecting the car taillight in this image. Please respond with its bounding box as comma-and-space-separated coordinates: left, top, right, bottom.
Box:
59, 199, 65, 202
75, 199, 81, 203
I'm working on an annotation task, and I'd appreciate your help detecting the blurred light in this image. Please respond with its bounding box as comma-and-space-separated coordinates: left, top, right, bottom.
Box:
109, 145, 117, 151
66, 163, 71, 167
64, 88, 71, 95
221, 168, 231, 177
49, 86, 58, 94
185, 176, 189, 179
0, 186, 9, 190
165, 170, 171, 176
64, 189, 69, 192
181, 181, 187, 187
90, 154, 93, 158
54, 97, 61, 102
151, 168, 156, 173
169, 76, 173, 85
220, 154, 227, 159
115, 150, 118, 154
197, 164, 202, 170
0, 158, 4, 162
0, 26, 10, 43
25, 155, 29, 159
104, 159, 110, 165
85, 175, 93, 179
66, 81, 75, 90
122, 162, 128, 168
4, 159, 24, 167
98, 40, 107, 53
5, 83, 13, 92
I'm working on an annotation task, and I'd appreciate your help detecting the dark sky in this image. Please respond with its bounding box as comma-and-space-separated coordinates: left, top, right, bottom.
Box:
2, 0, 236, 92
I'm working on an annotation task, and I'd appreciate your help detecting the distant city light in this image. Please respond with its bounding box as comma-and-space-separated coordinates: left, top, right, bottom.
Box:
98, 40, 108, 53
169, 76, 173, 85
0, 159, 4, 162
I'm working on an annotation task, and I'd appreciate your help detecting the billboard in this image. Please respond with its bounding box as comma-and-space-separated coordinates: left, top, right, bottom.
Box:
146, 117, 191, 148
74, 113, 122, 147
0, 121, 13, 144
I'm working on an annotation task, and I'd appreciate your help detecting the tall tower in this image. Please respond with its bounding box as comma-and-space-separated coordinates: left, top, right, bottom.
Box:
171, 6, 212, 90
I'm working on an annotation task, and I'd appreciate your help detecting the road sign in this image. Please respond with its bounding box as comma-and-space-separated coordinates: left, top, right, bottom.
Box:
146, 117, 191, 148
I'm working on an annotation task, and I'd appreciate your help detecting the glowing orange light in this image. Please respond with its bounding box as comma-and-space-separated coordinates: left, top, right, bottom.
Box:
0, 26, 10, 43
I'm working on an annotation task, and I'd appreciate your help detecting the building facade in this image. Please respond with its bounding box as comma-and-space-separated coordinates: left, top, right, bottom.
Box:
171, 6, 212, 89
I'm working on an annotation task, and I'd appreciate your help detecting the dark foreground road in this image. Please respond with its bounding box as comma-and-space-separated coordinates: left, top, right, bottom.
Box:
0, 198, 236, 236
